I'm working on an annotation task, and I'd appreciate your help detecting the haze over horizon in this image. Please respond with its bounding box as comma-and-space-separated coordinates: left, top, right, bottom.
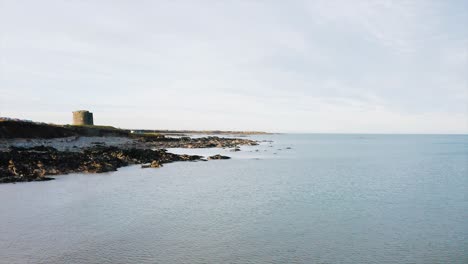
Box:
1, 0, 467, 134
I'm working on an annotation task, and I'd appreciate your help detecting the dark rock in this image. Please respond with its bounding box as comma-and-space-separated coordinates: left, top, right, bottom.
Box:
0, 145, 203, 183
208, 154, 231, 160
0, 135, 257, 184
140, 136, 258, 149
10, 145, 58, 152
142, 160, 162, 168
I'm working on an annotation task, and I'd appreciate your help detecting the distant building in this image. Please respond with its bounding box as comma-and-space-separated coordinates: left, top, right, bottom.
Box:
72, 110, 94, 125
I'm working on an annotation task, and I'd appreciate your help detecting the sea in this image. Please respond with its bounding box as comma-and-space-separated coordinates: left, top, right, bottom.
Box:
0, 134, 467, 264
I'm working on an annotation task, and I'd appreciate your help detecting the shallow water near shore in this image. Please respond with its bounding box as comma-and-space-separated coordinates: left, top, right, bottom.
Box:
0, 134, 467, 264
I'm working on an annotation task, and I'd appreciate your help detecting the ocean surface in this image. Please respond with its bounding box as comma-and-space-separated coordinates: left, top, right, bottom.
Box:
0, 134, 467, 264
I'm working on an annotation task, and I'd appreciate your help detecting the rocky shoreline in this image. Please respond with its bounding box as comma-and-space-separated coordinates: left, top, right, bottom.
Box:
136, 135, 259, 149
0, 135, 259, 183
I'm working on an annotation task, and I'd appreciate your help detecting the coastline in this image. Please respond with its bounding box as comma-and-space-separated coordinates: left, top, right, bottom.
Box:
0, 135, 259, 184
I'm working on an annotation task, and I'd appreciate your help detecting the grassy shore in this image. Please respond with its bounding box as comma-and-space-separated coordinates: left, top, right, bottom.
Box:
0, 119, 269, 139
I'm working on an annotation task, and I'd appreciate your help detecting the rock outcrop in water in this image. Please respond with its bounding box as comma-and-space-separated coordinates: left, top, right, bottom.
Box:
207, 154, 231, 160
0, 146, 202, 183
139, 136, 257, 149
141, 160, 162, 168
0, 129, 262, 184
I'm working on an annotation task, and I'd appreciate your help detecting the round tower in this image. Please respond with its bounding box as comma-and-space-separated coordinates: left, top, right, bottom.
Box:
72, 110, 94, 125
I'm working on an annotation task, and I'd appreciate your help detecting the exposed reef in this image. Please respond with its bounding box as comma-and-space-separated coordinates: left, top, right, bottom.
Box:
0, 121, 263, 184
138, 136, 258, 149
0, 145, 203, 183
0, 135, 262, 183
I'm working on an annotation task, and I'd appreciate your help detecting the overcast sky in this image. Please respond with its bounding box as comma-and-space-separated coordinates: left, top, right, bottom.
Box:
1, 0, 467, 133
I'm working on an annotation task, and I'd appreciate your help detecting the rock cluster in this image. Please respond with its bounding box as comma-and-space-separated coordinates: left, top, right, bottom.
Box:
140, 136, 258, 149
0, 135, 260, 184
0, 146, 202, 183
141, 160, 162, 168
207, 154, 231, 160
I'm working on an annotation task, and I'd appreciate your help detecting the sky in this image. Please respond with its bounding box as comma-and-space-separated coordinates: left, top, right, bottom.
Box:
0, 0, 467, 133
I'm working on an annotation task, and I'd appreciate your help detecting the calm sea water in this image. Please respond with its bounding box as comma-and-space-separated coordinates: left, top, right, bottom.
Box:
0, 134, 467, 264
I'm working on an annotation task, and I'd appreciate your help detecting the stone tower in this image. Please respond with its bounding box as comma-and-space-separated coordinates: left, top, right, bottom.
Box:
72, 110, 94, 125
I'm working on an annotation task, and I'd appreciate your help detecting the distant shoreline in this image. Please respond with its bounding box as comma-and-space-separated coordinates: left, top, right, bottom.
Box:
0, 119, 270, 139
130, 129, 270, 136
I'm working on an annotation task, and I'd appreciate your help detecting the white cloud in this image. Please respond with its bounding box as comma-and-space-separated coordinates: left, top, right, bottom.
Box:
0, 0, 467, 133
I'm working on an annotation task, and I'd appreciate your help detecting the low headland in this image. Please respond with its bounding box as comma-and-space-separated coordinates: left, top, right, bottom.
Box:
0, 119, 265, 183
